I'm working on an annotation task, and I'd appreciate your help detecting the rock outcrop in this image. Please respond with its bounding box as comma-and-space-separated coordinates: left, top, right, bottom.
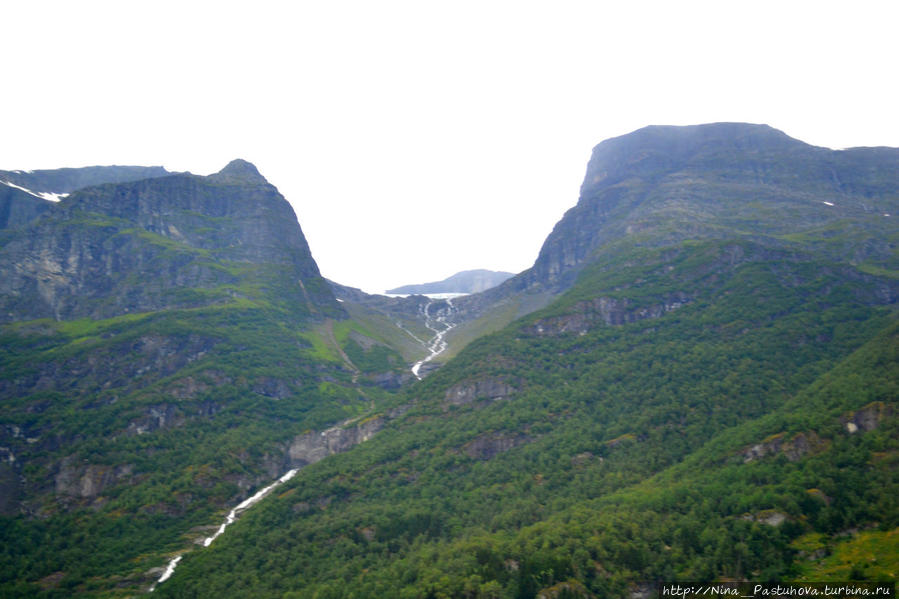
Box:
742, 431, 826, 463
444, 376, 517, 406
527, 294, 690, 336
287, 417, 384, 467
842, 401, 894, 433
55, 458, 134, 499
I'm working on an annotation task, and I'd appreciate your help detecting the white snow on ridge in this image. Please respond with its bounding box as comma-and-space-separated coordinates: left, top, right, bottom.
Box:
0, 179, 68, 202
822, 201, 835, 206
37, 191, 69, 202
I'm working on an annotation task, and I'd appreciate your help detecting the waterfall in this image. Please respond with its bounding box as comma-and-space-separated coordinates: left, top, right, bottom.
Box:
411, 297, 456, 379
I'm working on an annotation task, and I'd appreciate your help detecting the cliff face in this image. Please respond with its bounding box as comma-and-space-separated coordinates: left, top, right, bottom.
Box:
0, 159, 340, 322
517, 124, 899, 293
457, 123, 899, 317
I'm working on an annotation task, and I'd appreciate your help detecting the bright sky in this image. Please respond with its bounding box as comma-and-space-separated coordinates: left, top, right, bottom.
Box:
3, 1, 898, 293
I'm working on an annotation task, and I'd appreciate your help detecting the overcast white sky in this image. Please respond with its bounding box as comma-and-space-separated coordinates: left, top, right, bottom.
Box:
3, 1, 898, 293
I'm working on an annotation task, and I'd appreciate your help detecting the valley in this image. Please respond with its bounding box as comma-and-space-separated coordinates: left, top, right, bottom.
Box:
0, 123, 897, 598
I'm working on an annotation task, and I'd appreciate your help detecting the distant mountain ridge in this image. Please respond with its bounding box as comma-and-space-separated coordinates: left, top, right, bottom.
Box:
0, 165, 172, 195
0, 165, 173, 230
386, 269, 514, 294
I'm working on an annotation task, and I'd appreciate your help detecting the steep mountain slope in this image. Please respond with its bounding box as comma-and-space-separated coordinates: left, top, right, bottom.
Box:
0, 161, 397, 597
450, 123, 897, 333
387, 269, 515, 295
154, 124, 898, 598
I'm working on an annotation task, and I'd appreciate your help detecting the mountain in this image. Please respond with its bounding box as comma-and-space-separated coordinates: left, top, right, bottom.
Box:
445, 122, 898, 349
0, 159, 338, 322
0, 160, 404, 596
149, 125, 898, 598
386, 269, 515, 295
2, 124, 897, 597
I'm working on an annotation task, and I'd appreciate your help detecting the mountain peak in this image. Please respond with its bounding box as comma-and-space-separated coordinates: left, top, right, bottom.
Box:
209, 159, 268, 184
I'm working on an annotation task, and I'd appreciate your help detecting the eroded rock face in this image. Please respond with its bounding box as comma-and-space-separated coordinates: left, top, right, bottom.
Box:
528, 294, 690, 337
842, 401, 893, 433
742, 431, 825, 463
126, 404, 184, 436
287, 418, 384, 467
444, 377, 517, 406
55, 458, 134, 498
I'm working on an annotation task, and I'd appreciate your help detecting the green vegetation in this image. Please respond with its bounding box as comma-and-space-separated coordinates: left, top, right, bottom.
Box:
3, 126, 898, 597
152, 240, 899, 598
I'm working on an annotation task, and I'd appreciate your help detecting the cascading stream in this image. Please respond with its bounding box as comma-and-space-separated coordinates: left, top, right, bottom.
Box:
411, 298, 456, 379
150, 468, 299, 591
151, 296, 456, 590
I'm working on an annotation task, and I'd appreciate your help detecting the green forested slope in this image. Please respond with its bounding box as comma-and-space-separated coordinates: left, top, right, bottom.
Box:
155, 237, 898, 598
0, 163, 398, 597
2, 125, 897, 598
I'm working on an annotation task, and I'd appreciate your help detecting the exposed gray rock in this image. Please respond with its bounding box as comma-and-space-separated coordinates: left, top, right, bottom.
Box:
528, 294, 690, 337
742, 431, 825, 463
287, 417, 384, 467
127, 404, 184, 435
842, 401, 893, 433
55, 458, 134, 498
444, 376, 516, 406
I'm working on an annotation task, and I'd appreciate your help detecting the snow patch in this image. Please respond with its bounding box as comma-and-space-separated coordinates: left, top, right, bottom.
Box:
37, 191, 68, 202
821, 201, 834, 206
0, 179, 68, 202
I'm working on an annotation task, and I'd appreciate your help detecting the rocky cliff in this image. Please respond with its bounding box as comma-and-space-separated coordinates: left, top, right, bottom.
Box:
455, 123, 899, 320
0, 159, 341, 322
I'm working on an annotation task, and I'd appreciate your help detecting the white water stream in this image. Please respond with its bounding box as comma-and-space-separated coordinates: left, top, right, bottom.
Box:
150, 296, 457, 590
411, 298, 456, 379
150, 468, 299, 591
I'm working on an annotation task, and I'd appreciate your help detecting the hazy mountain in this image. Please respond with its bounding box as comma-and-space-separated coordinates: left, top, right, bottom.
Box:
386, 269, 515, 295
